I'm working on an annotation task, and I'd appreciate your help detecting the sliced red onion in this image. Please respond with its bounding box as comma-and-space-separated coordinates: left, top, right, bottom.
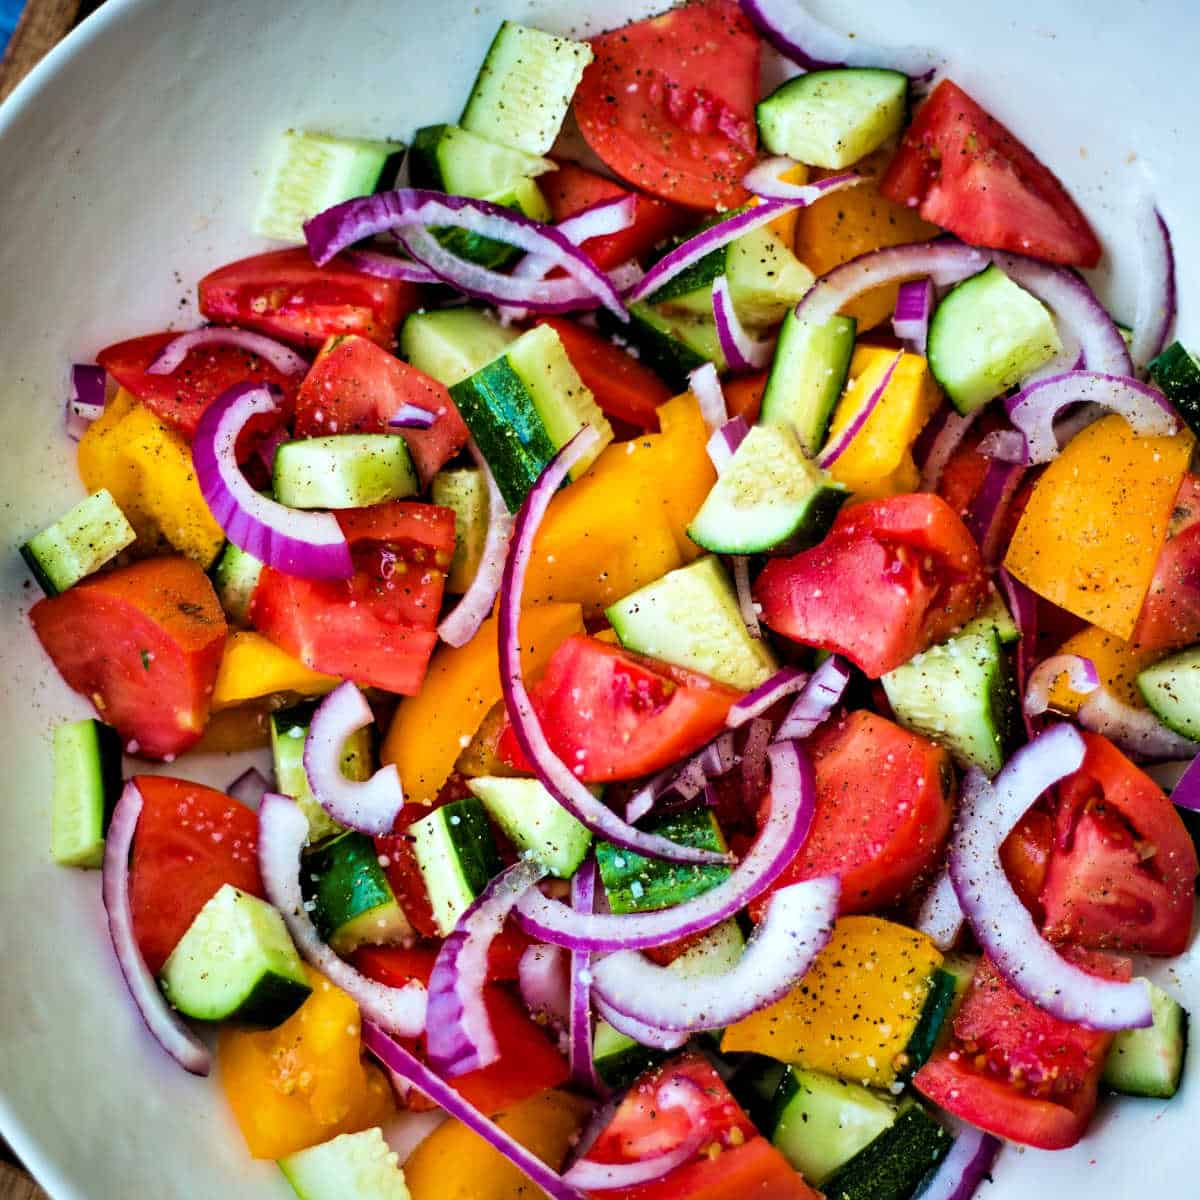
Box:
1130, 198, 1176, 371
713, 275, 776, 371
688, 362, 728, 434
303, 682, 404, 835
732, 555, 762, 639
563, 1131, 706, 1191
915, 866, 963, 953
817, 349, 903, 467
1163, 755, 1200, 812
964, 459, 1025, 563
569, 859, 605, 1095
305, 188, 626, 319
66, 363, 106, 440
609, 259, 646, 296
775, 655, 852, 741
362, 1022, 584, 1200
739, 0, 939, 75
518, 942, 570, 1027
513, 195, 637, 284
387, 404, 437, 430
949, 726, 1153, 1029
226, 766, 271, 811
592, 994, 688, 1052
625, 732, 738, 824
916, 1124, 1002, 1200
1076, 686, 1200, 761
342, 249, 441, 284
1005, 371, 1178, 464
427, 859, 547, 1077
147, 327, 308, 377
258, 793, 426, 1036
516, 739, 817, 952
998, 568, 1039, 739
975, 428, 1027, 464
499, 428, 729, 866
742, 159, 863, 204
728, 667, 810, 728
101, 782, 212, 1075
193, 383, 352, 579
591, 875, 838, 1032
741, 716, 772, 799
918, 408, 979, 493
893, 278, 934, 355
706, 415, 750, 472
1023, 654, 1099, 717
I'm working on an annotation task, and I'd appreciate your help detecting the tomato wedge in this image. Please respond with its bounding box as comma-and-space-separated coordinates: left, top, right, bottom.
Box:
250, 502, 454, 695
199, 248, 420, 350
914, 952, 1129, 1149
1132, 474, 1200, 651
30, 557, 227, 759
495, 635, 742, 782
130, 775, 264, 973
755, 493, 988, 678
881, 80, 1102, 268
573, 0, 760, 210
293, 334, 468, 483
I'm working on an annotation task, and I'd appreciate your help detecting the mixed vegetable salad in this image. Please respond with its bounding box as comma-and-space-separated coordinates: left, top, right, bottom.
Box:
22, 0, 1200, 1196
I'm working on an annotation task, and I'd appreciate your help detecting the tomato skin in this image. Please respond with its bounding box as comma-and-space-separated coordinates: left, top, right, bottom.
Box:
495, 635, 743, 782
533, 318, 670, 431
1041, 733, 1197, 956
723, 371, 768, 426
755, 494, 988, 678
293, 335, 468, 484
750, 711, 953, 920
573, 0, 760, 210
914, 953, 1129, 1149
1000, 804, 1055, 923
250, 502, 453, 696
199, 248, 419, 350
130, 775, 264, 973
1132, 475, 1200, 651
29, 557, 227, 760
881, 80, 1101, 268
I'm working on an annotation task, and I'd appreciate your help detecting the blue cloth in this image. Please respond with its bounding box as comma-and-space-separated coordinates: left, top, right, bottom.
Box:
1, 0, 24, 53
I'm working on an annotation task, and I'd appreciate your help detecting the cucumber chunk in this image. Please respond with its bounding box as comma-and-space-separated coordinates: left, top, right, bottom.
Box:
882, 629, 1017, 774
160, 884, 311, 1025
255, 130, 403, 244
927, 265, 1062, 413
466, 776, 592, 878
757, 69, 908, 170
958, 586, 1020, 645
1102, 980, 1187, 1098
900, 967, 960, 1078
410, 796, 502, 935
599, 302, 726, 389
460, 21, 593, 155
432, 468, 491, 594
760, 311, 857, 456
21, 488, 136, 596
821, 1104, 951, 1200
51, 717, 122, 868
410, 123, 553, 199
1149, 341, 1200, 436
1137, 647, 1200, 740
688, 424, 847, 555
279, 1127, 411, 1200
400, 306, 518, 387
606, 555, 778, 691
209, 541, 263, 627
273, 435, 418, 509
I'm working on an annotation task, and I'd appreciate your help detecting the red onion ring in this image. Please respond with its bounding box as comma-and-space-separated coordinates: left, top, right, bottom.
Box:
426, 859, 547, 1077
193, 383, 353, 579
742, 159, 863, 204
147, 327, 308, 378
732, 555, 762, 639
775, 654, 852, 741
713, 274, 776, 371
706, 415, 750, 471
948, 726, 1153, 1029
569, 859, 605, 1096
892, 277, 934, 355
592, 993, 689, 1052
964, 458, 1025, 563
1076, 686, 1200, 761
499, 428, 729, 866
342, 249, 442, 284
515, 739, 817, 952
688, 363, 728, 434
1161, 754, 1200, 812
1023, 654, 1099, 717
518, 942, 570, 1027
226, 766, 271, 811
915, 866, 963, 953
917, 407, 979, 493
66, 363, 106, 440
1130, 196, 1176, 371
728, 666, 810, 728
817, 349, 903, 467
563, 1130, 707, 1191
302, 682, 405, 835
258, 793, 426, 1037
101, 782, 212, 1075
916, 1124, 1002, 1200
386, 404, 437, 430
625, 732, 738, 824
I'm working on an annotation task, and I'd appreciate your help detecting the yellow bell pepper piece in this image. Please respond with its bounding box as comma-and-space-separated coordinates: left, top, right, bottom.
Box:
1005, 416, 1194, 639
722, 917, 943, 1087
1046, 624, 1165, 713
218, 968, 394, 1160
382, 603, 584, 805
78, 389, 224, 565
403, 1089, 591, 1200
656, 392, 718, 562
212, 631, 340, 711
825, 347, 941, 496
761, 162, 809, 248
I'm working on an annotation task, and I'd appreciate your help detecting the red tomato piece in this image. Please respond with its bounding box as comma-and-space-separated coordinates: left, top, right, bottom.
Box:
541, 161, 689, 270
130, 775, 264, 973
750, 711, 953, 920
293, 335, 468, 485
1132, 474, 1200, 651
573, 0, 760, 210
1041, 733, 1197, 956
533, 318, 670, 431
29, 557, 227, 760
723, 371, 768, 426
198, 248, 420, 350
914, 952, 1130, 1149
495, 635, 743, 783
881, 80, 1101, 268
754, 494, 988, 678
250, 502, 454, 695
999, 804, 1055, 924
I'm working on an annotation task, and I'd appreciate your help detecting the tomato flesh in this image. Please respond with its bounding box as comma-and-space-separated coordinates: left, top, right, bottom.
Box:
755, 493, 988, 678
573, 0, 760, 210
130, 775, 264, 973
496, 635, 742, 782
30, 557, 227, 759
881, 80, 1101, 268
250, 502, 454, 695
1132, 474, 1200, 651
199, 248, 419, 350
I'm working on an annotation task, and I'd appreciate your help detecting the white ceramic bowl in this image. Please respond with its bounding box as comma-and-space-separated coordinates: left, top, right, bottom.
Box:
1, 0, 1197, 1195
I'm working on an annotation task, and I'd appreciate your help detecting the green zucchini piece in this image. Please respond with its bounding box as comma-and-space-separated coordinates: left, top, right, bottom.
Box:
821, 1104, 952, 1200
1149, 341, 1200, 436
466, 776, 592, 878
279, 1127, 411, 1200
272, 435, 418, 509
409, 796, 503, 935
21, 488, 136, 596
400, 307, 518, 387
598, 302, 726, 390
51, 717, 123, 868
209, 541, 263, 627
